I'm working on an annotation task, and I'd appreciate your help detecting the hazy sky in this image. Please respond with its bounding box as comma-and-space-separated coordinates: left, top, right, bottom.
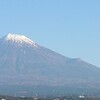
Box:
0, 0, 100, 67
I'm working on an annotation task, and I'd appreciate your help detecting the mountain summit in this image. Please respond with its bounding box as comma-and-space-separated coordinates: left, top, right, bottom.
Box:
0, 34, 100, 96
2, 33, 38, 47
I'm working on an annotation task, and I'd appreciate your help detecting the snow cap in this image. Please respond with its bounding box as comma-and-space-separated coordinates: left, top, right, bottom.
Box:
3, 33, 38, 47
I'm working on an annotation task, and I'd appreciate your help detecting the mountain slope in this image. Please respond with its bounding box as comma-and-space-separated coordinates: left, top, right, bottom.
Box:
0, 33, 100, 96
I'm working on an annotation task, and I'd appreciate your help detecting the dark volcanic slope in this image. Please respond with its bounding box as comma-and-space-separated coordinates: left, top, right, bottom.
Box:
0, 33, 100, 95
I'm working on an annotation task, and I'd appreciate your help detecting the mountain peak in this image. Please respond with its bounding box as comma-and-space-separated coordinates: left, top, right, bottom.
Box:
3, 33, 38, 47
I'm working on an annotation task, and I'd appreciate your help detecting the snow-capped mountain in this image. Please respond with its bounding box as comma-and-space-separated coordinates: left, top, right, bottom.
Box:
0, 33, 100, 96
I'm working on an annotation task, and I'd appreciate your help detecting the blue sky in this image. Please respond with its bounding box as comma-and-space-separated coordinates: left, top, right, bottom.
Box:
0, 0, 100, 67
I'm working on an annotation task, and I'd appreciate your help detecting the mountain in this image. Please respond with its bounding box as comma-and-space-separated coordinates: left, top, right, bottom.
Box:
0, 33, 100, 96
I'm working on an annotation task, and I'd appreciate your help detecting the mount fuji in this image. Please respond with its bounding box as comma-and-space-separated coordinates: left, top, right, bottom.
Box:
0, 33, 100, 96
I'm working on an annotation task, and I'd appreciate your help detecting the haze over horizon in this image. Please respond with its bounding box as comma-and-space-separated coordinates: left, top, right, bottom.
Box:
0, 0, 100, 67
